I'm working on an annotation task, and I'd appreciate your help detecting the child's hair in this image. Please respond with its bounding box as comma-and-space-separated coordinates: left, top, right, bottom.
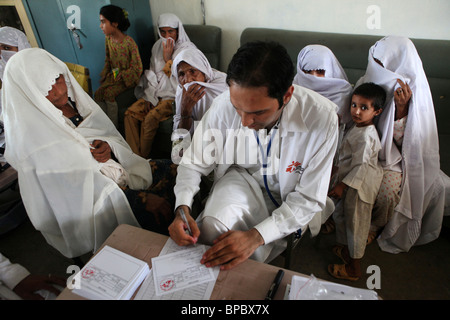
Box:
100, 5, 130, 32
352, 82, 386, 111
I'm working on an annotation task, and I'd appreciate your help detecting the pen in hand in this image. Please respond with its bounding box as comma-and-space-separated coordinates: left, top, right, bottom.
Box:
178, 207, 193, 237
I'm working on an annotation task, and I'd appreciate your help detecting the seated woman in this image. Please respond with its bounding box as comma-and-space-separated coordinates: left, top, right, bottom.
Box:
356, 36, 447, 253
171, 47, 227, 161
125, 13, 196, 159
1, 48, 152, 259
0, 26, 31, 162
293, 44, 353, 129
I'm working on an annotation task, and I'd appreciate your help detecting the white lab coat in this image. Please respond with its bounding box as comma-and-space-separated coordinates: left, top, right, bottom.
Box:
175, 85, 338, 252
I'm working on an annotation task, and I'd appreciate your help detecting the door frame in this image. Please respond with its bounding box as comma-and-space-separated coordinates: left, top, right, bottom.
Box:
0, 0, 38, 47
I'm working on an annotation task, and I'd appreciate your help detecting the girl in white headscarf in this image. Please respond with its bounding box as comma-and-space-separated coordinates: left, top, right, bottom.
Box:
293, 45, 353, 128
125, 13, 196, 159
356, 36, 446, 253
0, 27, 31, 158
1, 48, 152, 258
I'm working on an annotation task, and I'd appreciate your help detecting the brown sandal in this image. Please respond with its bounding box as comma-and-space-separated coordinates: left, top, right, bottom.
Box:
332, 245, 350, 264
328, 264, 359, 281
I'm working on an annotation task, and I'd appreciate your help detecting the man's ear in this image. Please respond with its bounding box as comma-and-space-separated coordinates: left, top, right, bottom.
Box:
283, 85, 295, 105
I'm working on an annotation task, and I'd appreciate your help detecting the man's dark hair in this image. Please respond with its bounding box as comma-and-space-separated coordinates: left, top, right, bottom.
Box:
352, 82, 387, 111
226, 41, 295, 108
100, 5, 130, 32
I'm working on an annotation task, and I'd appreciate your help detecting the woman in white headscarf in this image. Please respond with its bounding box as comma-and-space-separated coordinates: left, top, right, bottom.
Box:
293, 45, 353, 128
125, 13, 196, 159
356, 36, 446, 253
1, 48, 152, 259
172, 48, 227, 134
170, 48, 227, 163
294, 45, 354, 235
0, 27, 31, 159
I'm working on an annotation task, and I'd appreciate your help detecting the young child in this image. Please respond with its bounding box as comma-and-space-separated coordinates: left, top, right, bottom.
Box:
94, 5, 143, 127
327, 82, 386, 281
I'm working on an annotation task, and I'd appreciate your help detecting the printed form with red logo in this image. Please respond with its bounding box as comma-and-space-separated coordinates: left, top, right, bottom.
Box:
150, 241, 218, 297
72, 245, 150, 300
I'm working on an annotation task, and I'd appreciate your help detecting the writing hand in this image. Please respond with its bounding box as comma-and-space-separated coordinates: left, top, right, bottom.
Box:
168, 205, 200, 246
201, 229, 265, 270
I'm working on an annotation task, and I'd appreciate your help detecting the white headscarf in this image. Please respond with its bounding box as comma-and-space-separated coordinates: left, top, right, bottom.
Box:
0, 26, 31, 80
0, 27, 31, 153
171, 48, 227, 134
2, 48, 152, 258
356, 36, 441, 252
134, 13, 196, 105
293, 45, 353, 127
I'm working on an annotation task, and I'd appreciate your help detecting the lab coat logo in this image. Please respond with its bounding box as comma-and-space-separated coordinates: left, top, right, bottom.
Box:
286, 161, 303, 174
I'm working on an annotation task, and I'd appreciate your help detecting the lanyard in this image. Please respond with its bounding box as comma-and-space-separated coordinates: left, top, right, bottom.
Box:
253, 121, 302, 240
254, 123, 280, 209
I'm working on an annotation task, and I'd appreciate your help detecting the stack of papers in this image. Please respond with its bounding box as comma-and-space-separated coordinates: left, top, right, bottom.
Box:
72, 245, 150, 300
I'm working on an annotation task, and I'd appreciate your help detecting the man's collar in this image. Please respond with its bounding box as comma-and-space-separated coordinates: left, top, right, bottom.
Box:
279, 95, 307, 135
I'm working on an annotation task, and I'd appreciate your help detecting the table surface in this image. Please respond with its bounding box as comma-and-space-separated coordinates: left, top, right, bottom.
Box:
57, 224, 312, 300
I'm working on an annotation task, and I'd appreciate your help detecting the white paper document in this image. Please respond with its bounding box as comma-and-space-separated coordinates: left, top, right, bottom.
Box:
72, 245, 150, 300
134, 239, 219, 300
152, 245, 216, 296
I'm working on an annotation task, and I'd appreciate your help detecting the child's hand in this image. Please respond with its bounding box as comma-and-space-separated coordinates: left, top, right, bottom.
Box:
328, 182, 348, 199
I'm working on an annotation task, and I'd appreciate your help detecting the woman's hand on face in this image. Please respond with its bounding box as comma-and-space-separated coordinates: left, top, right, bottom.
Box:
394, 79, 412, 119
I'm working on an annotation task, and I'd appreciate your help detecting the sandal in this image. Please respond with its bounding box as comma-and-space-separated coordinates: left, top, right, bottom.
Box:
332, 245, 350, 264
321, 218, 335, 234
367, 231, 378, 245
328, 264, 359, 281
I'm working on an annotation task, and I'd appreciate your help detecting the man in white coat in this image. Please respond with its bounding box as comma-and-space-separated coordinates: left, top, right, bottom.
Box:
168, 41, 339, 270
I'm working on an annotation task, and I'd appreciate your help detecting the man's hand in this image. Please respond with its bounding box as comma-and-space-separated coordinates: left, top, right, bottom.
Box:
168, 205, 200, 246
201, 229, 265, 270
90, 140, 112, 163
13, 274, 66, 300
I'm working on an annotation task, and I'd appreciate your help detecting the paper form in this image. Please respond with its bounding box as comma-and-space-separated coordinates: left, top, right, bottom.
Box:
134, 239, 219, 300
73, 246, 149, 300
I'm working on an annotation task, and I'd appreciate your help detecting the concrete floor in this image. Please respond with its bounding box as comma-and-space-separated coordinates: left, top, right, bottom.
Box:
1, 213, 449, 300
270, 219, 450, 300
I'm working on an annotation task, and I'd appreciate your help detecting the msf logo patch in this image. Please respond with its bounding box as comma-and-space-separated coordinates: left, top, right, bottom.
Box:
286, 161, 304, 174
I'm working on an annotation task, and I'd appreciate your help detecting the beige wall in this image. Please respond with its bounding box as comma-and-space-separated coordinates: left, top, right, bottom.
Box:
149, 0, 450, 71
